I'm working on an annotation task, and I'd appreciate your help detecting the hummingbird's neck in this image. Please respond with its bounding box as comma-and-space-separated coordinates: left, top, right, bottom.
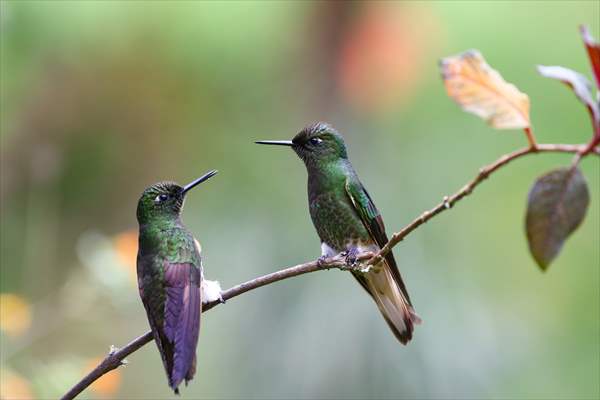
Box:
139, 215, 183, 234
139, 216, 184, 251
307, 158, 353, 195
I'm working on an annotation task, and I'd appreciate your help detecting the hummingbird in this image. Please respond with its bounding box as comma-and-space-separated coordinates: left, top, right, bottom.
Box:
136, 170, 222, 393
256, 123, 421, 344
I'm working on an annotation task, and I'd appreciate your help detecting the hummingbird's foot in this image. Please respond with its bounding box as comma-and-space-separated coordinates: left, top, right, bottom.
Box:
317, 255, 329, 268
342, 247, 360, 269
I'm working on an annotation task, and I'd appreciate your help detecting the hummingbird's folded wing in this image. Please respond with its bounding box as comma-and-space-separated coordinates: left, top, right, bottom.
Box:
344, 178, 412, 304
163, 262, 201, 391
345, 178, 421, 344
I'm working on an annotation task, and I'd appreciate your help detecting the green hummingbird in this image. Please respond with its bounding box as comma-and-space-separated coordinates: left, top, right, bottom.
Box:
257, 123, 421, 344
136, 170, 222, 393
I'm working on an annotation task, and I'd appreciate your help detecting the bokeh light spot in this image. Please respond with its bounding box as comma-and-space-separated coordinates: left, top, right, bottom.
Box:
84, 358, 122, 397
0, 293, 32, 337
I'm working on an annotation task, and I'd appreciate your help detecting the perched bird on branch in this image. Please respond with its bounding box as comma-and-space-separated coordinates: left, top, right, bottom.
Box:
257, 123, 421, 344
136, 170, 222, 393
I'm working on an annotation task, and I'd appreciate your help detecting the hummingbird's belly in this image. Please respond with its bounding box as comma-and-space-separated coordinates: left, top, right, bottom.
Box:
309, 191, 372, 252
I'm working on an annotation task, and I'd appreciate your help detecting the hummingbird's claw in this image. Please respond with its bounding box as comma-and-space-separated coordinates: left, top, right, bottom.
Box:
317, 255, 328, 268
342, 247, 359, 269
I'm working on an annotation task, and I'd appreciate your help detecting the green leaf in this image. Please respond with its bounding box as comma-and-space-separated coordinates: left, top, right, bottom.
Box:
525, 167, 590, 270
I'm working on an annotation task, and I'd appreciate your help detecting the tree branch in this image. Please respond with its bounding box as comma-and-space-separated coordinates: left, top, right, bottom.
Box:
60, 254, 365, 400
61, 142, 597, 400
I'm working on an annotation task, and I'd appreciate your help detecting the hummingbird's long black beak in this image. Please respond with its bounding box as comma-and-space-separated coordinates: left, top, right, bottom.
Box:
255, 140, 294, 147
182, 170, 218, 195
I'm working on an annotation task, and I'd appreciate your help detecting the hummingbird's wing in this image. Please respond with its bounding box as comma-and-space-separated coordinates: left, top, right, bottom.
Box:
139, 258, 201, 393
163, 262, 201, 390
344, 178, 412, 302
345, 178, 421, 344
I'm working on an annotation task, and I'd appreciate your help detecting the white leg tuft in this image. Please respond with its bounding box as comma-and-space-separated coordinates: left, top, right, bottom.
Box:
201, 279, 223, 304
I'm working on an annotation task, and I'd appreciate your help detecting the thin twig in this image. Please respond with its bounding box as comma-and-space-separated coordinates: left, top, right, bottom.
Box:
61, 142, 597, 400
369, 143, 596, 263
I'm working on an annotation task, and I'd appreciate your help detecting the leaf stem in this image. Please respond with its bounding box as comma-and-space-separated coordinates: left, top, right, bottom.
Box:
524, 127, 538, 149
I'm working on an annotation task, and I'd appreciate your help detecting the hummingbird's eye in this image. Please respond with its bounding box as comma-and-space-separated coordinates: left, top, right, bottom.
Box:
309, 137, 323, 146
155, 193, 169, 203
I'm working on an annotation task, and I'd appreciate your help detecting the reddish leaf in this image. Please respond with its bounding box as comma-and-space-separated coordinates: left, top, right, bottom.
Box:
537, 65, 599, 126
580, 25, 600, 89
440, 50, 530, 129
525, 167, 590, 270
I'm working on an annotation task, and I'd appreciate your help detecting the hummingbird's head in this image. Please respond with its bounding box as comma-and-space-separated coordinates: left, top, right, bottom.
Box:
136, 170, 218, 225
256, 122, 348, 166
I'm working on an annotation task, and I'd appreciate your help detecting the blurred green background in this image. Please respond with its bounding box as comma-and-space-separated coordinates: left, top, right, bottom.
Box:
1, 1, 599, 399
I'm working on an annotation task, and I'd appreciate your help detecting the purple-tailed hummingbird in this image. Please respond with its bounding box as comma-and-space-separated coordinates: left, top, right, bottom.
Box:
257, 123, 421, 344
136, 170, 222, 393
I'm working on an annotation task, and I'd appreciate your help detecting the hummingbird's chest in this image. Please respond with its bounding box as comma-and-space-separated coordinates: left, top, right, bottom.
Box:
137, 226, 202, 309
309, 190, 371, 251
138, 227, 201, 273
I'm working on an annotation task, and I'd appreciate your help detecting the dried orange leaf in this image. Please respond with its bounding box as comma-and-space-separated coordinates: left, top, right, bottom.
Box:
525, 167, 589, 270
440, 50, 530, 129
